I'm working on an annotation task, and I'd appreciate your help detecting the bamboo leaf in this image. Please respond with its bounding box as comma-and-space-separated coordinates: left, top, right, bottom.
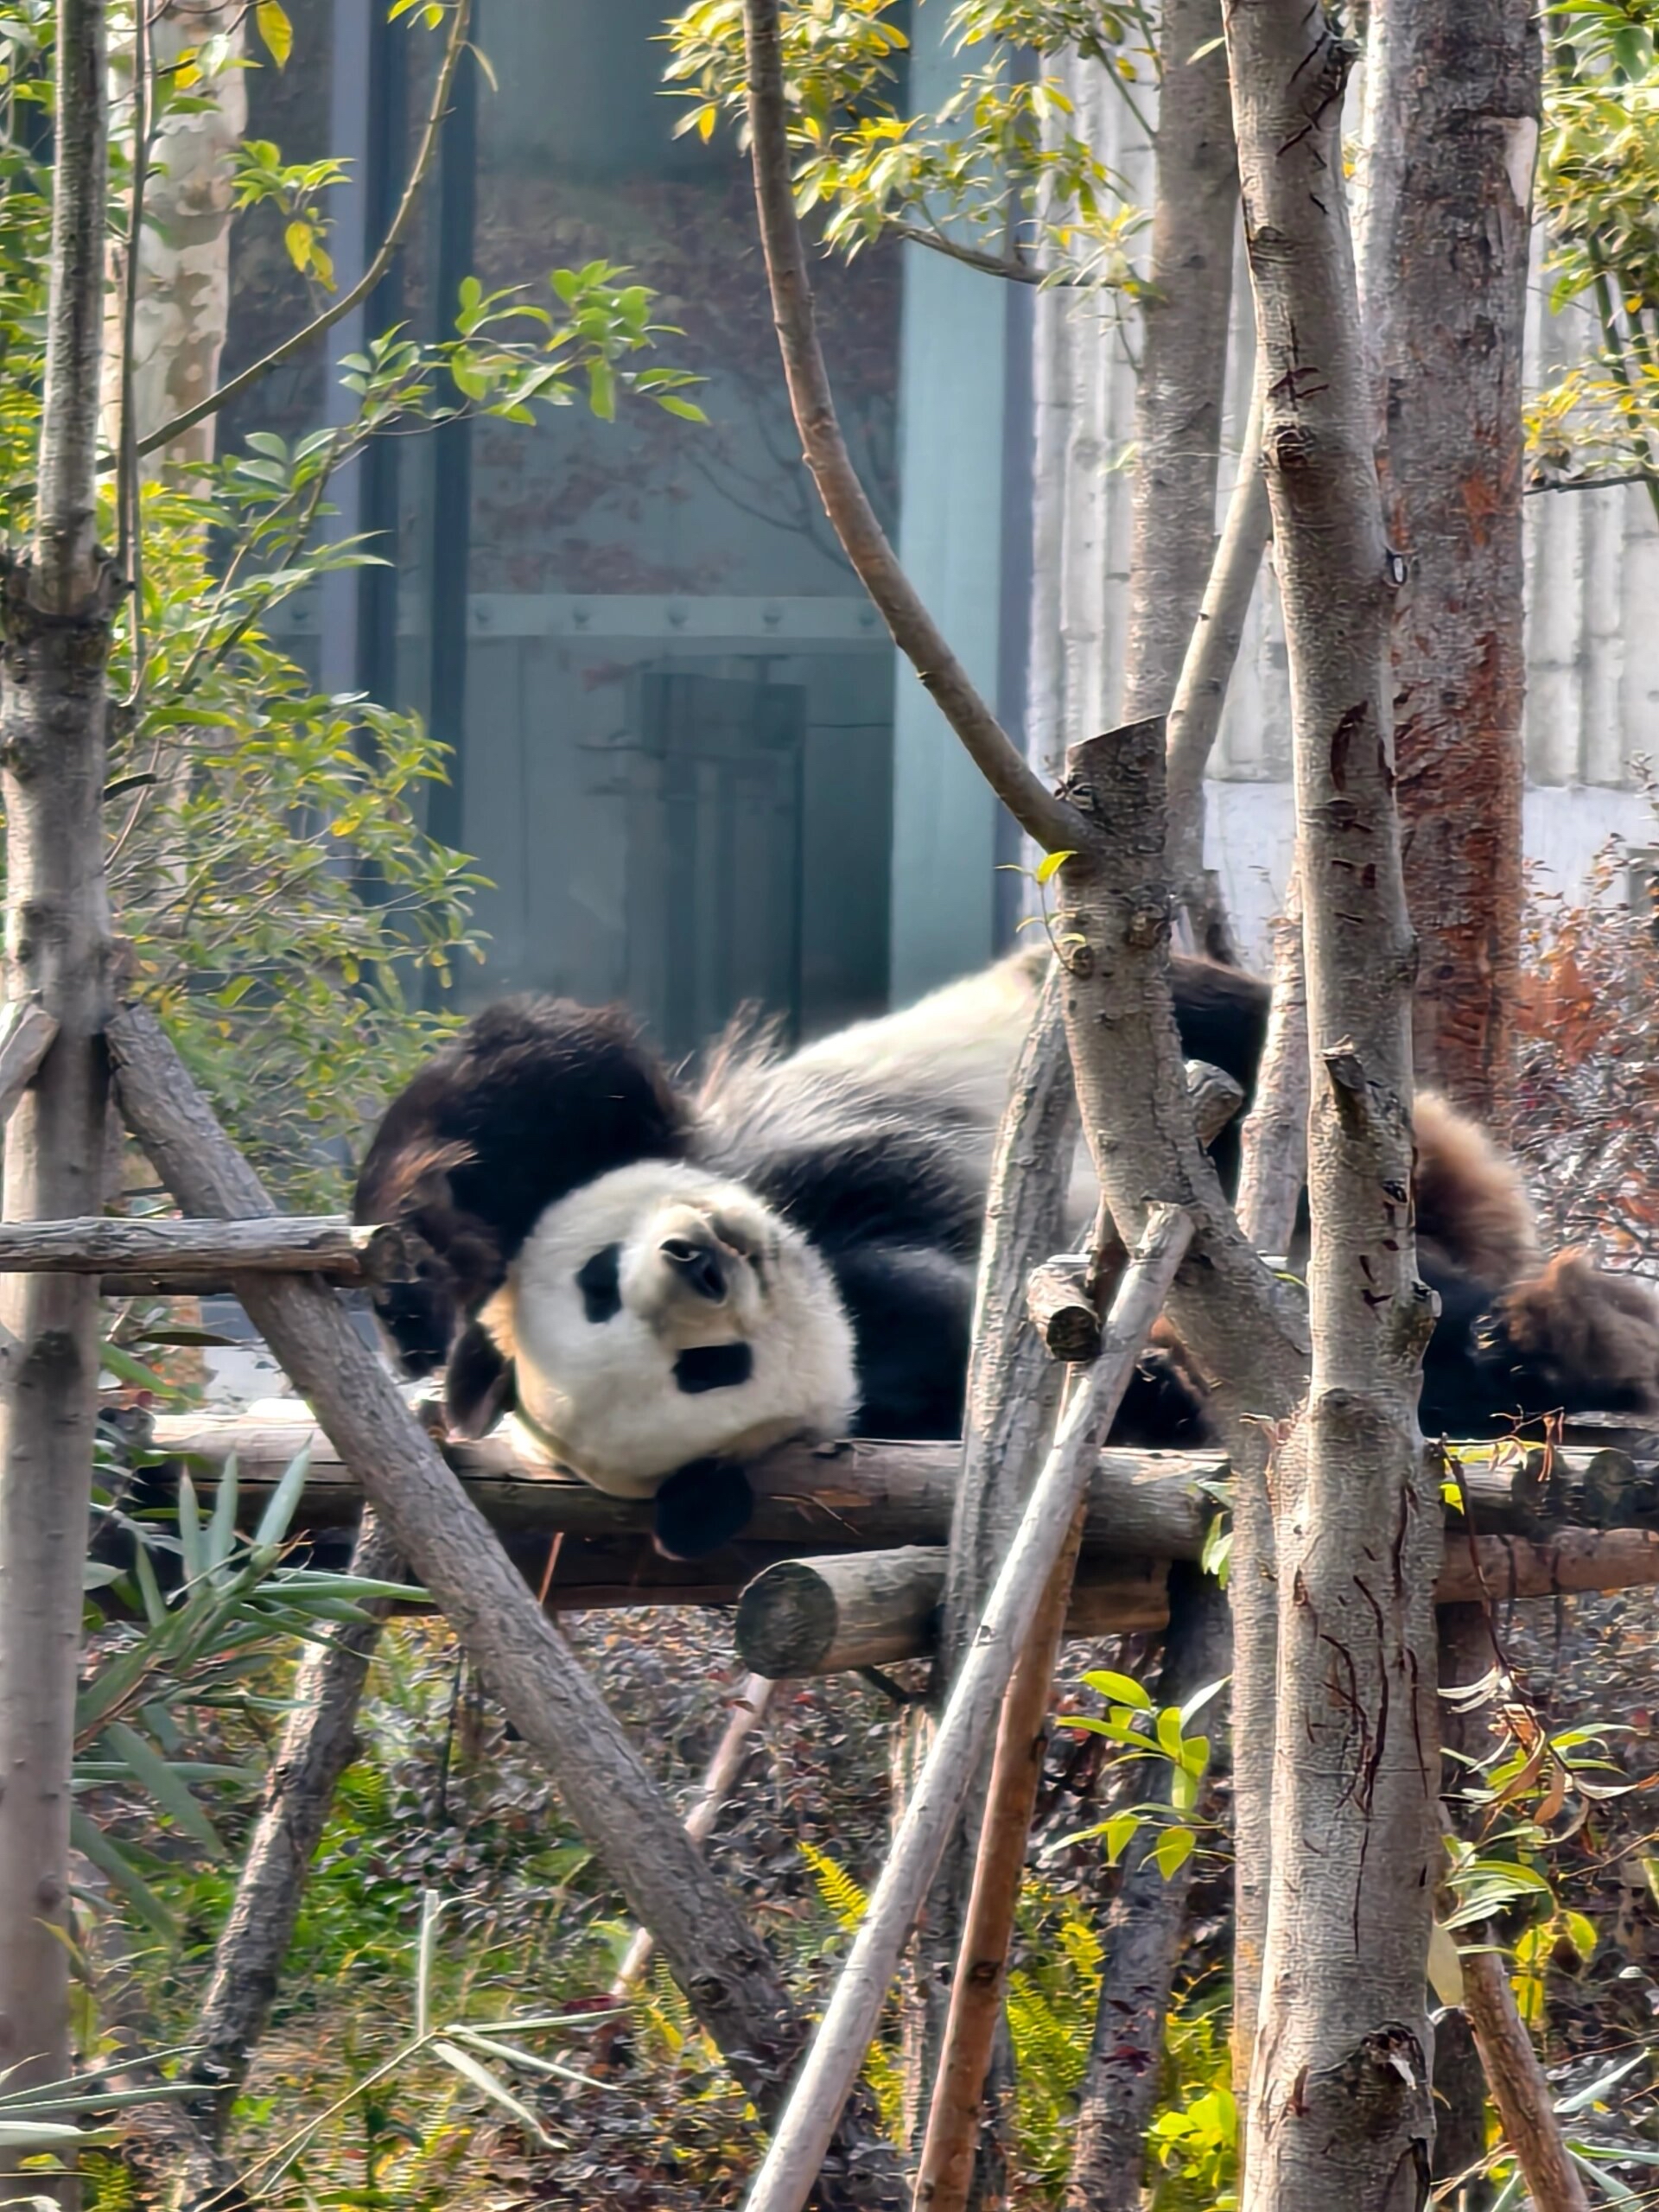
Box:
104, 1722, 225, 1859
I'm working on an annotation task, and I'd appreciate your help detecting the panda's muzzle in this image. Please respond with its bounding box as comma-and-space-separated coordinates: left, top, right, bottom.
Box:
660, 1230, 728, 1304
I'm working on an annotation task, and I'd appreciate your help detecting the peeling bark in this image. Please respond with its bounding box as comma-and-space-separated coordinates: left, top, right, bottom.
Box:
1355, 0, 1540, 1115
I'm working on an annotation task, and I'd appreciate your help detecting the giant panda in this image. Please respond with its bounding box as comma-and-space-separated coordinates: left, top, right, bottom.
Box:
353, 950, 1659, 1559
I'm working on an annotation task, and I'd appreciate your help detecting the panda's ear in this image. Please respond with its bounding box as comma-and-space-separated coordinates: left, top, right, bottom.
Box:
443, 1320, 517, 1441
652, 1460, 756, 1560
355, 995, 693, 1378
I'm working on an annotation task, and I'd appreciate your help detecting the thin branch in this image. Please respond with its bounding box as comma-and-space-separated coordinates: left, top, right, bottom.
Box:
1526, 467, 1659, 494
741, 0, 1087, 856
133, 0, 471, 460
884, 219, 1069, 288
1165, 360, 1269, 956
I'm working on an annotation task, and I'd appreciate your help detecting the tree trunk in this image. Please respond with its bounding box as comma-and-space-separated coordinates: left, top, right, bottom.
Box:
0, 0, 116, 2143
181, 1513, 404, 2187
1121, 0, 1239, 721
1064, 1565, 1230, 2212
1439, 1605, 1591, 2212
1234, 870, 1308, 1257
1226, 8, 1441, 2210
105, 0, 245, 474
1165, 366, 1270, 959
1355, 0, 1540, 1116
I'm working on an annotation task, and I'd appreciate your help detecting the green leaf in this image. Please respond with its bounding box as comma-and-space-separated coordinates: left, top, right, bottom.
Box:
1081, 1669, 1152, 1710
587, 357, 616, 422
430, 2040, 550, 2142
253, 1444, 312, 1549
176, 1473, 206, 1585
70, 1808, 180, 1940
1103, 1810, 1141, 1865
103, 1723, 226, 1859
1152, 1825, 1196, 1879
654, 393, 709, 423
256, 1, 293, 66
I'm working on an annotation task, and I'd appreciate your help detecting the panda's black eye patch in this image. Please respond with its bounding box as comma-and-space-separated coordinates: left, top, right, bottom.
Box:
575, 1243, 622, 1325
674, 1342, 753, 1394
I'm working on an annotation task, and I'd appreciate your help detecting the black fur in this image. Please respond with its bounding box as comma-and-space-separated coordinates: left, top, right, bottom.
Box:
673, 1343, 755, 1394
575, 1244, 623, 1325
652, 1461, 754, 1560
444, 1318, 516, 1440
355, 998, 690, 1375
834, 1243, 976, 1440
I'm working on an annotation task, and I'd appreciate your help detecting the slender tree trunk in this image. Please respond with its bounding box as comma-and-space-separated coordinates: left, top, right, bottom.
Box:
0, 0, 116, 2152
906, 974, 1073, 2172
181, 1514, 403, 2185
1355, 0, 1540, 1116
1121, 0, 1239, 721
1064, 1566, 1230, 2212
1440, 1605, 1590, 2212
1234, 870, 1308, 1256
1165, 366, 1270, 959
105, 0, 245, 474
1226, 7, 1441, 2210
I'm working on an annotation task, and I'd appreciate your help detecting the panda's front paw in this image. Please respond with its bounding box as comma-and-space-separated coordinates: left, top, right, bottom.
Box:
652, 1459, 756, 1560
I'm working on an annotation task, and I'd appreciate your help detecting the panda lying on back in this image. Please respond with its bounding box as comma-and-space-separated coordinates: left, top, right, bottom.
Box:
354, 950, 1659, 1560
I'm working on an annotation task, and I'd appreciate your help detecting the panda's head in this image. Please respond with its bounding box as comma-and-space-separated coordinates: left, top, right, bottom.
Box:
466, 1160, 858, 1497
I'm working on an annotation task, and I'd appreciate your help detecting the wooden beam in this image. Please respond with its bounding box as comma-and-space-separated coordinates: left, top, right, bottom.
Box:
734, 1525, 1659, 1676
145, 1410, 1657, 1558
0, 1214, 404, 1279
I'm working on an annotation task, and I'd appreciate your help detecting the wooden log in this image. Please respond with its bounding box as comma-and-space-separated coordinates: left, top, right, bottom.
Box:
144, 1410, 1659, 1559
735, 1549, 1170, 1674
1026, 1260, 1101, 1363
739, 1549, 945, 1675
734, 1523, 1659, 1675
0, 1213, 404, 1279
1027, 1060, 1245, 1364
105, 1001, 904, 2206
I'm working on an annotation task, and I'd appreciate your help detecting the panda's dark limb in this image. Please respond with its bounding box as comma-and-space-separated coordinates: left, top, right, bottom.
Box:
443, 1319, 516, 1441
832, 1242, 976, 1440
1424, 1250, 1659, 1436
353, 997, 692, 1377
652, 1460, 757, 1561
1107, 1326, 1217, 1449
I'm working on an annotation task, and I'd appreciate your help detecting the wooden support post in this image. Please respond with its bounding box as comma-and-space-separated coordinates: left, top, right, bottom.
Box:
181, 1511, 404, 2174
913, 1503, 1089, 2212
741, 1205, 1194, 2212
105, 1002, 903, 2206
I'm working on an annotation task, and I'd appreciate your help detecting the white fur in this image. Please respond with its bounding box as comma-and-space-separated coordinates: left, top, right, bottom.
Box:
488, 1160, 857, 1497
784, 950, 1044, 1138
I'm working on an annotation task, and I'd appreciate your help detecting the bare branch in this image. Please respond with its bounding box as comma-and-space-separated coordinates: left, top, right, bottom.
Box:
741, 0, 1086, 855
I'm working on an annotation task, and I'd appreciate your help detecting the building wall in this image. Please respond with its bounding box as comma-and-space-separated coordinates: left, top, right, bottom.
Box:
1027, 50, 1657, 969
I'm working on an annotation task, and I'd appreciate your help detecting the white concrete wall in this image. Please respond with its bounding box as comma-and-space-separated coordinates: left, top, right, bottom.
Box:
1027, 53, 1658, 972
